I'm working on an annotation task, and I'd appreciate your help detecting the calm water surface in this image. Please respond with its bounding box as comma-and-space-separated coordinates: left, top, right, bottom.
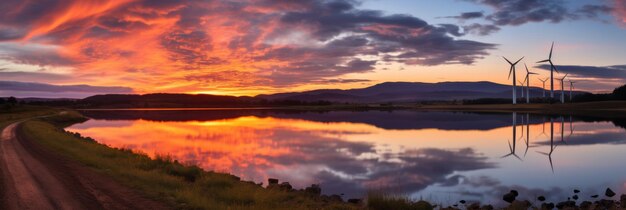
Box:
67, 110, 626, 205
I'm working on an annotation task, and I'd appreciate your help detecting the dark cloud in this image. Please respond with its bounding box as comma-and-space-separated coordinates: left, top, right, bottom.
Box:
0, 43, 75, 66
0, 71, 72, 82
577, 4, 614, 19
454, 0, 619, 35
470, 0, 573, 26
443, 11, 485, 20
217, 0, 495, 85
535, 64, 626, 91
0, 81, 133, 93
460, 11, 485, 20
312, 78, 372, 84
536, 64, 626, 78
463, 23, 501, 36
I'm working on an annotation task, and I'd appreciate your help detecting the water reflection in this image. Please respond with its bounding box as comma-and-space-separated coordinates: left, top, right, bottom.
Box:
68, 110, 626, 204
537, 118, 557, 172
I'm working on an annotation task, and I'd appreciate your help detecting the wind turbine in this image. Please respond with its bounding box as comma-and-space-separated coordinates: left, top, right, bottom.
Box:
538, 117, 557, 173
557, 74, 568, 103
502, 112, 521, 160
538, 77, 549, 98
537, 42, 558, 99
569, 80, 575, 102
522, 113, 530, 157
504, 56, 524, 105
523, 64, 538, 103
569, 115, 574, 138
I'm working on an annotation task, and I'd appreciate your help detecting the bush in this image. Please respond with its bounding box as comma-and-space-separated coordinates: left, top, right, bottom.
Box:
613, 84, 626, 100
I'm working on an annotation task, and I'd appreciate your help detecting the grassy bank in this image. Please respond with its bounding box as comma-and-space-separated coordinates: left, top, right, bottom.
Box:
16, 108, 360, 210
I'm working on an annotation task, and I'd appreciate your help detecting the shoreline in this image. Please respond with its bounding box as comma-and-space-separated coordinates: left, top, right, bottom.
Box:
2, 108, 360, 209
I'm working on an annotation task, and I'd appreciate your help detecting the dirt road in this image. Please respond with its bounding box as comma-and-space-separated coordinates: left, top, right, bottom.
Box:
0, 121, 170, 210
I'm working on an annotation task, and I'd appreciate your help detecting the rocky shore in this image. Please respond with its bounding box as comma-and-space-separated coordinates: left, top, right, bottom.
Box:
260, 177, 626, 210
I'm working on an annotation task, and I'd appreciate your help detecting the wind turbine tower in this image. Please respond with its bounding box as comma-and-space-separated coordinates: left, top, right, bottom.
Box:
523, 64, 538, 103
519, 80, 525, 101
569, 80, 575, 102
557, 74, 568, 103
537, 42, 558, 99
504, 56, 524, 105
539, 77, 548, 98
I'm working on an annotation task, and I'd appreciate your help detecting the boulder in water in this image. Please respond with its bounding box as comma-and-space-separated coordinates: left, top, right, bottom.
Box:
606, 188, 616, 197
537, 196, 546, 201
502, 190, 518, 203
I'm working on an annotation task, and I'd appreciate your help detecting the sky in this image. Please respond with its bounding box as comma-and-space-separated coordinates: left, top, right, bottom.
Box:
0, 0, 625, 98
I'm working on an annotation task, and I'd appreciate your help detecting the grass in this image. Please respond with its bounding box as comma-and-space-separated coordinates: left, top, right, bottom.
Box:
0, 105, 60, 128
15, 107, 358, 210
366, 192, 433, 210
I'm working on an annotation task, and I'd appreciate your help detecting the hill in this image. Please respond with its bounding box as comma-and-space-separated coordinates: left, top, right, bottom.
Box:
257, 81, 586, 103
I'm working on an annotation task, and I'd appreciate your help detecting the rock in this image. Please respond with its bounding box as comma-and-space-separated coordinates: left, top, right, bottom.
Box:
621, 194, 626, 208
605, 188, 616, 197
509, 200, 531, 209
268, 178, 279, 185
414, 200, 434, 210
538, 196, 546, 201
591, 194, 599, 198
467, 203, 480, 210
503, 190, 518, 203
574, 189, 580, 193
459, 200, 466, 204
579, 201, 592, 209
347, 198, 361, 204
278, 182, 292, 190
555, 200, 575, 209
304, 184, 321, 195
599, 199, 615, 208
572, 195, 578, 200
541, 202, 555, 210
480, 204, 494, 210
327, 194, 341, 202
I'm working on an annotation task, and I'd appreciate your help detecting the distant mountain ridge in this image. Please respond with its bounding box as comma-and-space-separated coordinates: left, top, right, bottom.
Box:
49, 81, 588, 108
256, 81, 587, 102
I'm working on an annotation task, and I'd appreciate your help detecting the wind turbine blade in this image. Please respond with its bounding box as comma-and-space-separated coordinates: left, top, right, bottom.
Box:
537, 59, 550, 63
524, 63, 529, 73
550, 61, 559, 73
513, 57, 524, 65
508, 67, 513, 79
549, 42, 554, 59
503, 56, 513, 65
562, 73, 568, 79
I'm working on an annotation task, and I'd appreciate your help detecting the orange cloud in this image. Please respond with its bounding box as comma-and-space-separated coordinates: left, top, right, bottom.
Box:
1, 0, 496, 95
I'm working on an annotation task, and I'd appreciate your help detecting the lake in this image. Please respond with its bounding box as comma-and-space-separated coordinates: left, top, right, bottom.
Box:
67, 109, 626, 205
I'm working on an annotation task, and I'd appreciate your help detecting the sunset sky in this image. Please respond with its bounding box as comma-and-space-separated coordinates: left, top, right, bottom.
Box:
1, 0, 625, 98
